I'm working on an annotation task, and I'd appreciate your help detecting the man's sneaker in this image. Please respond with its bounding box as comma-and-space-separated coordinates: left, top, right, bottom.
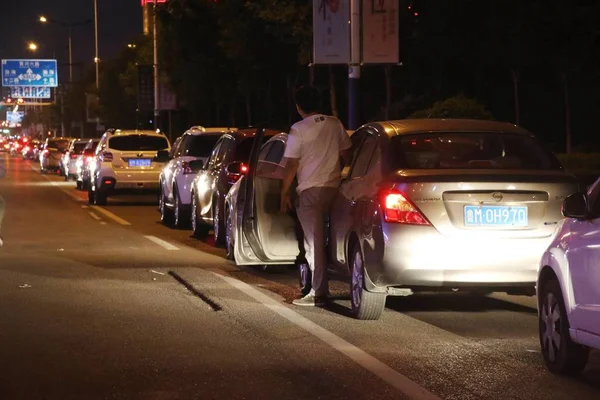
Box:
292, 294, 327, 307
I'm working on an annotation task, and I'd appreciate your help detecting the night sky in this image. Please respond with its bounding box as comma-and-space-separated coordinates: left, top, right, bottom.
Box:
0, 0, 142, 82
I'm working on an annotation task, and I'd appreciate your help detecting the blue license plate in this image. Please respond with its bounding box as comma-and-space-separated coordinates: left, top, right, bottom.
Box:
464, 205, 528, 227
128, 158, 151, 167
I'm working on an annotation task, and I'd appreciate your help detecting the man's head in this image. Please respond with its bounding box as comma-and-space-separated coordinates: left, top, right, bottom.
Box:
294, 85, 321, 118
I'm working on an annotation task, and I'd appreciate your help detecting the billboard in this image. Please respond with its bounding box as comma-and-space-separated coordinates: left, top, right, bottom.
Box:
6, 111, 24, 127
362, 0, 399, 64
1, 59, 58, 87
10, 86, 52, 99
313, 0, 351, 64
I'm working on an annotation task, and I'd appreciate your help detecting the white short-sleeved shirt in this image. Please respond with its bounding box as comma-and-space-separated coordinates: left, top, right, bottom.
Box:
284, 114, 352, 193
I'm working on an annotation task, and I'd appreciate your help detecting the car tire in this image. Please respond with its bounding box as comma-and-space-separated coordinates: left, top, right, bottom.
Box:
350, 245, 386, 320
76, 181, 83, 191
159, 188, 173, 226
539, 278, 589, 374
213, 198, 225, 247
191, 194, 209, 238
225, 205, 235, 261
298, 261, 312, 296
173, 187, 189, 229
95, 190, 107, 206
87, 187, 95, 205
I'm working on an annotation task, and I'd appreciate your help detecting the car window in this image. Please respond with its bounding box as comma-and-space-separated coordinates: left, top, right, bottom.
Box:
265, 140, 285, 164
387, 133, 562, 171
215, 137, 234, 166
72, 142, 87, 154
184, 135, 221, 158
47, 140, 70, 150
207, 140, 223, 169
258, 142, 274, 162
349, 134, 378, 179
108, 135, 169, 151
170, 137, 183, 157
587, 179, 600, 216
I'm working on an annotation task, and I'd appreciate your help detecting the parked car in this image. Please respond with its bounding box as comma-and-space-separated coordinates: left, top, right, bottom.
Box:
227, 119, 578, 320
537, 178, 600, 374
88, 130, 171, 205
61, 139, 89, 181
159, 126, 234, 228
76, 139, 101, 190
40, 137, 73, 174
190, 128, 279, 243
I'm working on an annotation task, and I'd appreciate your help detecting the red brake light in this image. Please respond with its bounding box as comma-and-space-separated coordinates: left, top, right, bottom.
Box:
240, 164, 248, 174
101, 152, 113, 162
379, 189, 430, 225
70, 153, 78, 159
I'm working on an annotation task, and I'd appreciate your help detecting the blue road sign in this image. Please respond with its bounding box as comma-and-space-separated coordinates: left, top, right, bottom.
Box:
10, 86, 51, 99
1, 59, 58, 87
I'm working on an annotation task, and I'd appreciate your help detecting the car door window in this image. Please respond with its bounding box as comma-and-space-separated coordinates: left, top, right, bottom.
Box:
258, 142, 274, 162
588, 179, 600, 217
206, 140, 223, 169
170, 137, 184, 158
265, 140, 285, 165
349, 133, 378, 180
215, 137, 233, 167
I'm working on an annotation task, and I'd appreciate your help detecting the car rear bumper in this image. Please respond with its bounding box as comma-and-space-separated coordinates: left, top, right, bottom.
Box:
367, 225, 549, 290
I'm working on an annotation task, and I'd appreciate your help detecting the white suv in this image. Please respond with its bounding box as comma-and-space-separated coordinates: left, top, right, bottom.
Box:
88, 129, 171, 205
159, 126, 234, 228
538, 177, 600, 374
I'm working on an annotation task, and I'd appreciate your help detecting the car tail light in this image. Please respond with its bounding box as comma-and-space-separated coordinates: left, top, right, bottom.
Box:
227, 163, 248, 184
101, 152, 113, 162
85, 156, 94, 164
70, 153, 78, 159
378, 189, 430, 225
23, 146, 30, 152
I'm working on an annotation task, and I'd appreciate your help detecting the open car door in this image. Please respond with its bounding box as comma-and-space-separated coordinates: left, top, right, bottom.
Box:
241, 129, 299, 264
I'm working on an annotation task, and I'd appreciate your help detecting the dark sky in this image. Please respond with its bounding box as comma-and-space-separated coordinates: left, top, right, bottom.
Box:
0, 0, 142, 82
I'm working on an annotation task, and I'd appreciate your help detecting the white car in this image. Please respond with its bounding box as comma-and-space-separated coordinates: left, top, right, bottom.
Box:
88, 129, 171, 205
61, 139, 89, 181
538, 178, 600, 374
159, 126, 233, 228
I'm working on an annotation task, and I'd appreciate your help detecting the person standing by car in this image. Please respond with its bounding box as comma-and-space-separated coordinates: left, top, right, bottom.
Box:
0, 163, 5, 248
280, 85, 352, 307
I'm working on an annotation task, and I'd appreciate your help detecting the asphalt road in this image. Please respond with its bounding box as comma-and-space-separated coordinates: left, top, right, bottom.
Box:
1, 154, 599, 400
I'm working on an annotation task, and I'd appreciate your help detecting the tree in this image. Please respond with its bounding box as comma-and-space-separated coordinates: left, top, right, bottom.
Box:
410, 94, 494, 120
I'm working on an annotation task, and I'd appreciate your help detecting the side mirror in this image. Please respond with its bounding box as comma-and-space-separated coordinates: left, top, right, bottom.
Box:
188, 159, 204, 172
155, 150, 171, 163
226, 161, 248, 175
562, 192, 588, 219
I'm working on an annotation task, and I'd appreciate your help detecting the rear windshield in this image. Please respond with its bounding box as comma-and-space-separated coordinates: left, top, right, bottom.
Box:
48, 140, 69, 150
185, 136, 220, 158
109, 135, 169, 151
72, 143, 87, 154
234, 136, 273, 162
388, 133, 562, 170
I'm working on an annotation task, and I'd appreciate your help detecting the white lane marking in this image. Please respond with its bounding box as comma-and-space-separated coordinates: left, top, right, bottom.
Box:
144, 235, 180, 251
100, 222, 107, 225
81, 205, 89, 209
212, 272, 441, 400
88, 212, 102, 221
90, 206, 132, 226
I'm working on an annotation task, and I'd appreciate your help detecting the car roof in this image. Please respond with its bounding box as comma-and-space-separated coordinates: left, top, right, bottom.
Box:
370, 119, 531, 137
184, 126, 238, 136
110, 129, 166, 137
47, 137, 74, 141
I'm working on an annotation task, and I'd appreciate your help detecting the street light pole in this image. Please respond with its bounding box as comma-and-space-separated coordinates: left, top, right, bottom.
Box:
67, 27, 73, 83
93, 0, 99, 90
153, 0, 160, 130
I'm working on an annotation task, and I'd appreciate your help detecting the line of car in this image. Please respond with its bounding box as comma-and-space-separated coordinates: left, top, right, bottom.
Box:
10, 118, 600, 374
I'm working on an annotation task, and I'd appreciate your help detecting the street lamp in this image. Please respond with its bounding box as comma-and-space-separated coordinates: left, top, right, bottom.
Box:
38, 15, 92, 83
28, 42, 38, 51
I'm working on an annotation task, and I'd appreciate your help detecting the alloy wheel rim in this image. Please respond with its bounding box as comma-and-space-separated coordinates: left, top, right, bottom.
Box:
191, 197, 197, 232
541, 292, 561, 362
226, 209, 233, 256
214, 202, 220, 240
351, 252, 363, 310
174, 195, 180, 226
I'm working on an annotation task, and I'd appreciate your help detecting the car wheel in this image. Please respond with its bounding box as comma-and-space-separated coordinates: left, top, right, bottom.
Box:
159, 188, 173, 226
213, 198, 225, 246
95, 190, 107, 206
539, 278, 589, 374
298, 261, 312, 296
191, 194, 209, 238
76, 181, 82, 191
225, 205, 235, 261
87, 187, 95, 205
350, 245, 386, 320
173, 187, 189, 229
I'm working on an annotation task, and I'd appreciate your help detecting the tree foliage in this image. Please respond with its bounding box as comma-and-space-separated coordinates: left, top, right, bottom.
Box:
410, 95, 494, 120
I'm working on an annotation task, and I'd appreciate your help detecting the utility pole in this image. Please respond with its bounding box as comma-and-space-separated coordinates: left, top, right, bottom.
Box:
153, 0, 160, 131
93, 0, 99, 90
348, 0, 360, 130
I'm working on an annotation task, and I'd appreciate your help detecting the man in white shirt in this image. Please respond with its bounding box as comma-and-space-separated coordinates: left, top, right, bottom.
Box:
280, 86, 352, 307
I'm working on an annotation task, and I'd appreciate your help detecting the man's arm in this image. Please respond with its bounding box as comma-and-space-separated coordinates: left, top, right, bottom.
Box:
280, 157, 299, 213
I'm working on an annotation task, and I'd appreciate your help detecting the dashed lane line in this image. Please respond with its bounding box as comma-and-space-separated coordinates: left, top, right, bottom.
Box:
144, 235, 180, 251
88, 212, 102, 221
90, 206, 132, 226
212, 270, 441, 400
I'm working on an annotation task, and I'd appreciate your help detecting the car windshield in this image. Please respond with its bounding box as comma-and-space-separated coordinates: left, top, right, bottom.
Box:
388, 132, 562, 171
186, 136, 220, 157
109, 135, 169, 151
48, 140, 70, 150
